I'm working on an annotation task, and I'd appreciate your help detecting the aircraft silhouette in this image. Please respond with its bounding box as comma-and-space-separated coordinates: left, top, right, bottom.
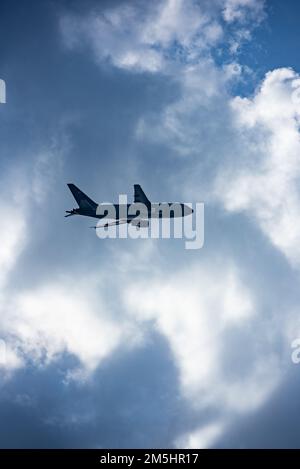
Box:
66, 183, 193, 228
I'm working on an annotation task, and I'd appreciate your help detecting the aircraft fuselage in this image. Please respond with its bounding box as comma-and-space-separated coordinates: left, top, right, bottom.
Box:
73, 203, 193, 219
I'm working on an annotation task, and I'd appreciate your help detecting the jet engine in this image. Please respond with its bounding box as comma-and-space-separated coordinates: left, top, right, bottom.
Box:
131, 219, 149, 228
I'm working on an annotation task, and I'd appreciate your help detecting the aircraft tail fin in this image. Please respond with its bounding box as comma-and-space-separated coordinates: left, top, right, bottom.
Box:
67, 183, 97, 210
134, 184, 150, 206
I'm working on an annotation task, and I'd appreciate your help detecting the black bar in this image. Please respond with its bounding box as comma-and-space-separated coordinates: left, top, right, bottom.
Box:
0, 449, 300, 466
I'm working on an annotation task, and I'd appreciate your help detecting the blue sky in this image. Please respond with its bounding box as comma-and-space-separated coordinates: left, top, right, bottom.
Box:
1, 0, 300, 449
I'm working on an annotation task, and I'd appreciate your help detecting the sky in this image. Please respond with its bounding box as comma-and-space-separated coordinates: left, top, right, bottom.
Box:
1, 0, 300, 449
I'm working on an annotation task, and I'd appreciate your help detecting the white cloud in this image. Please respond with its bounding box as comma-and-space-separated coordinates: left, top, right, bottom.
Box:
135, 58, 249, 162
0, 263, 140, 380
140, 0, 223, 54
214, 68, 300, 266
223, 0, 265, 23
124, 262, 280, 414
175, 422, 224, 449
60, 0, 264, 73
0, 203, 27, 288
0, 174, 28, 289
0, 342, 23, 374
0, 133, 68, 292
61, 0, 211, 73
136, 59, 229, 155
4, 280, 135, 375
0, 174, 29, 372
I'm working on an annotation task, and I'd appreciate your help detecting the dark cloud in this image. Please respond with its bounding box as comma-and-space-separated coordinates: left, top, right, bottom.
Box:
0, 333, 197, 448
216, 365, 300, 448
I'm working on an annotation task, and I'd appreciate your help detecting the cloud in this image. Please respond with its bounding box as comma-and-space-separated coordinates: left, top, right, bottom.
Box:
135, 58, 240, 156
0, 142, 135, 377
214, 68, 300, 267
175, 422, 224, 449
222, 0, 265, 23
61, 3, 164, 73
6, 280, 137, 375
0, 343, 23, 374
0, 174, 29, 373
0, 172, 29, 297
124, 260, 281, 421
0, 202, 27, 289
0, 256, 141, 377
134, 46, 300, 270
60, 0, 265, 73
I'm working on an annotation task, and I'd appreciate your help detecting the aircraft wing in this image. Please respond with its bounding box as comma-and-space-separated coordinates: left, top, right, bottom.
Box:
91, 219, 130, 229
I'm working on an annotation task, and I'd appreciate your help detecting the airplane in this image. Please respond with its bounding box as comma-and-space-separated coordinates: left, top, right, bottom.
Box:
65, 183, 193, 228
